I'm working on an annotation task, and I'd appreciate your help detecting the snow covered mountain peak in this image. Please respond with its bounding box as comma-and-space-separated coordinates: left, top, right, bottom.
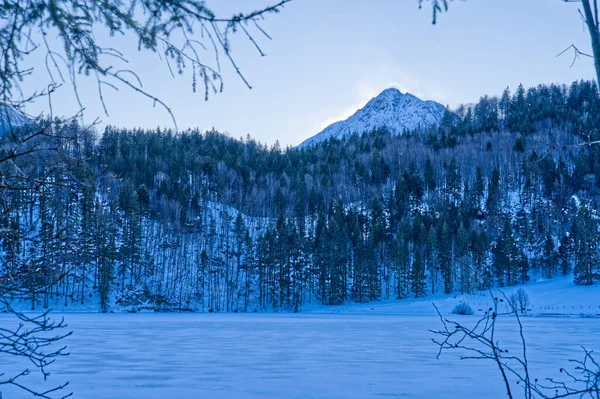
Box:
299, 88, 448, 148
0, 105, 29, 136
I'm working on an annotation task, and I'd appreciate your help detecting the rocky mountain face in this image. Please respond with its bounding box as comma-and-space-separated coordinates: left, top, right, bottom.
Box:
300, 88, 448, 147
0, 106, 29, 136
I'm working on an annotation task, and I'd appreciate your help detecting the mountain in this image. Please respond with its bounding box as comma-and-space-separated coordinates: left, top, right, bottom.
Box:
0, 105, 29, 136
5, 79, 600, 314
300, 88, 448, 147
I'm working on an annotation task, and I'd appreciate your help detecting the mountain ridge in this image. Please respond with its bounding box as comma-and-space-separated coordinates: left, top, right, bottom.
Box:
299, 88, 448, 147
0, 105, 29, 136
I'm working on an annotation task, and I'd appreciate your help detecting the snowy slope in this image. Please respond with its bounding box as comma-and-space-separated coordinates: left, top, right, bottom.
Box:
299, 88, 448, 147
0, 105, 29, 136
302, 274, 600, 318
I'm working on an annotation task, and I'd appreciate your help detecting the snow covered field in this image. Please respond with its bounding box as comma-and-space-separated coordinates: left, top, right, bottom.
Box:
2, 276, 600, 399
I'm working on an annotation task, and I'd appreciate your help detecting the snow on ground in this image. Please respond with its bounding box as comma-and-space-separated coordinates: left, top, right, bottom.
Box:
1, 276, 599, 399
303, 274, 600, 317
8, 273, 598, 316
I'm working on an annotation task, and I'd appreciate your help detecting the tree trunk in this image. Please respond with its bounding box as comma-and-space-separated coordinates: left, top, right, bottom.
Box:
582, 0, 600, 85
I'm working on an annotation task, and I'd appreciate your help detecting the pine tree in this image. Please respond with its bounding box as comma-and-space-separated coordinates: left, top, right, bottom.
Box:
455, 223, 471, 293
499, 86, 511, 125
509, 83, 529, 132
393, 176, 410, 221
572, 204, 600, 285
424, 157, 436, 191
137, 184, 150, 212
486, 168, 501, 217
232, 213, 248, 310
411, 250, 426, 298
438, 221, 453, 294
425, 225, 438, 294
474, 166, 485, 207
98, 211, 116, 312
541, 232, 558, 278
392, 219, 411, 299
446, 157, 461, 203
558, 233, 573, 276
492, 220, 523, 286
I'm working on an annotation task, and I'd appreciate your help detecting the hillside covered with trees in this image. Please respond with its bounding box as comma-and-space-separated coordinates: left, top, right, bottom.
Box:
3, 80, 600, 313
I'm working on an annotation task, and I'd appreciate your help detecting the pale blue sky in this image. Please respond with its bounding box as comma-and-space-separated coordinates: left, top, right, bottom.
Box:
24, 0, 597, 146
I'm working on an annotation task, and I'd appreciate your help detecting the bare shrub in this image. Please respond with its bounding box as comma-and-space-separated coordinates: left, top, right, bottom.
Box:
452, 302, 474, 315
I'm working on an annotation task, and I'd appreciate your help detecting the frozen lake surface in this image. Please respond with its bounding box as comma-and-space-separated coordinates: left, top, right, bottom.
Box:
1, 312, 599, 399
